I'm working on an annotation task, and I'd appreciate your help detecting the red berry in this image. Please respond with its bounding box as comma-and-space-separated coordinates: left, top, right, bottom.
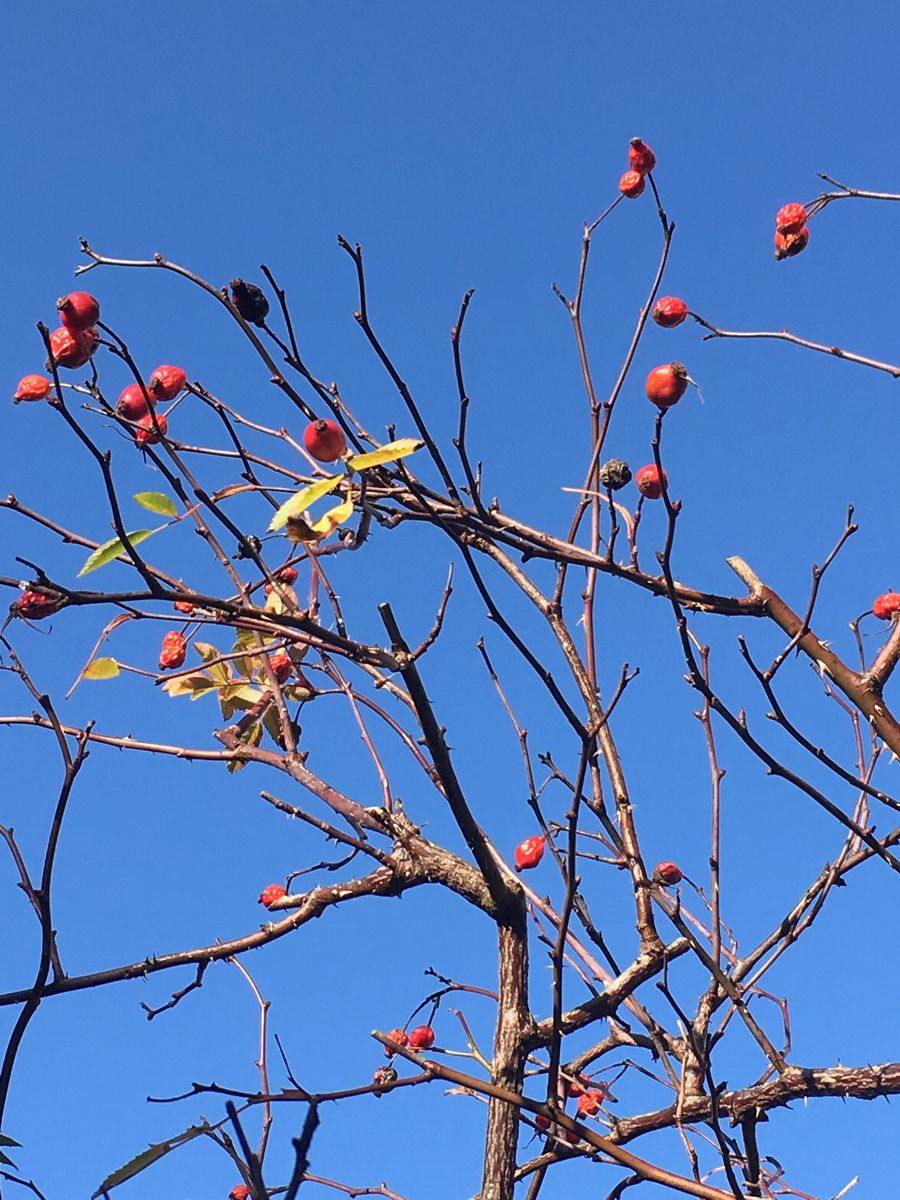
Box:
628, 137, 656, 176
566, 1075, 589, 1098
534, 1113, 552, 1130
645, 362, 689, 409
229, 1188, 250, 1200
872, 592, 900, 621
774, 226, 809, 260
652, 296, 688, 328
577, 1088, 606, 1117
57, 291, 100, 333
515, 834, 546, 871
135, 411, 168, 447
13, 588, 63, 620
619, 170, 646, 199
277, 565, 299, 585
408, 1024, 435, 1050
269, 653, 292, 684
49, 325, 98, 369
158, 631, 187, 671
653, 860, 683, 886
149, 364, 187, 402
174, 599, 196, 614
258, 883, 287, 908
385, 1028, 409, 1056
14, 374, 52, 403
776, 203, 807, 233
117, 383, 153, 421
562, 1128, 580, 1145
303, 418, 347, 462
635, 464, 667, 500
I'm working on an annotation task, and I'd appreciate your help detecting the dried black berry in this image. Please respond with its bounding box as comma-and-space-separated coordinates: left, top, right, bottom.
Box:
597, 459, 632, 491
229, 278, 270, 326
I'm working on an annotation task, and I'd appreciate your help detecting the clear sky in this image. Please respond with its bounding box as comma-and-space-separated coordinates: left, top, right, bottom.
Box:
3, 3, 900, 1198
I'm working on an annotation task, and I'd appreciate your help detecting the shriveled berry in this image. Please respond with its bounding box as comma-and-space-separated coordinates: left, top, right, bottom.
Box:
174, 599, 196, 614
619, 170, 645, 199
515, 835, 546, 872
872, 592, 900, 621
135, 411, 168, 447
653, 296, 689, 328
303, 418, 347, 463
653, 860, 683, 886
774, 226, 809, 260
776, 203, 807, 233
635, 464, 667, 500
230, 278, 270, 326
159, 631, 187, 671
385, 1028, 409, 1056
13, 588, 63, 620
149, 364, 187, 402
577, 1088, 606, 1117
372, 1064, 398, 1096
49, 325, 98, 369
117, 383, 153, 421
229, 1188, 250, 1200
57, 291, 100, 333
408, 1024, 435, 1049
566, 1075, 590, 1098
597, 459, 632, 491
14, 374, 52, 403
628, 137, 656, 176
269, 653, 292, 684
258, 883, 287, 908
645, 362, 689, 408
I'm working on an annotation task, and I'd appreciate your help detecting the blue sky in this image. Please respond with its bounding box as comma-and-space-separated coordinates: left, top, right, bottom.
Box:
3, 3, 900, 1197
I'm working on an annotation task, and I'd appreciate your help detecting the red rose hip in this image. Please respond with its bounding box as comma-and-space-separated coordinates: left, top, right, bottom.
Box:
872, 592, 900, 621
229, 1188, 250, 1200
13, 588, 63, 620
619, 170, 645, 199
635, 464, 667, 500
14, 374, 52, 403
577, 1088, 606, 1117
515, 835, 546, 871
776, 203, 807, 233
117, 383, 153, 421
258, 883, 287, 908
628, 137, 656, 175
268, 653, 292, 683
57, 290, 100, 332
645, 362, 689, 408
385, 1028, 409, 1056
149, 364, 187, 402
774, 226, 809, 260
158, 631, 187, 671
135, 411, 168, 447
303, 418, 347, 462
49, 325, 98, 369
408, 1024, 435, 1049
653, 860, 683, 886
652, 296, 688, 328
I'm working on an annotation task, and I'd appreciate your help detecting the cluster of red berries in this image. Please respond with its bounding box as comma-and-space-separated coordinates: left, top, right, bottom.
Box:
264, 564, 299, 594
533, 1076, 609, 1145
619, 137, 656, 199
384, 1024, 436, 1055
873, 592, 900, 621
11, 293, 101, 398
304, 418, 347, 463
118, 364, 186, 448
774, 202, 809, 261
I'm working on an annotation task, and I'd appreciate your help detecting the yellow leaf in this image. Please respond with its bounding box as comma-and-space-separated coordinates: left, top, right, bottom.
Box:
346, 438, 422, 472
162, 673, 216, 698
268, 476, 343, 532
308, 498, 354, 540
83, 657, 120, 681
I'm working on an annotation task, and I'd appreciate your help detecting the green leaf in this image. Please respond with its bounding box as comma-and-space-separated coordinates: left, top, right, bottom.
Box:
133, 491, 178, 518
92, 1125, 206, 1197
346, 437, 423, 472
268, 475, 343, 532
78, 530, 156, 576
83, 657, 120, 681
227, 720, 262, 772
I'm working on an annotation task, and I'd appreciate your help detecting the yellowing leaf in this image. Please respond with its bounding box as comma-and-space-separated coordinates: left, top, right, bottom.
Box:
308, 498, 354, 540
83, 657, 120, 681
193, 641, 229, 685
162, 673, 215, 699
346, 438, 423, 472
78, 530, 156, 576
268, 475, 343, 532
133, 491, 178, 517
